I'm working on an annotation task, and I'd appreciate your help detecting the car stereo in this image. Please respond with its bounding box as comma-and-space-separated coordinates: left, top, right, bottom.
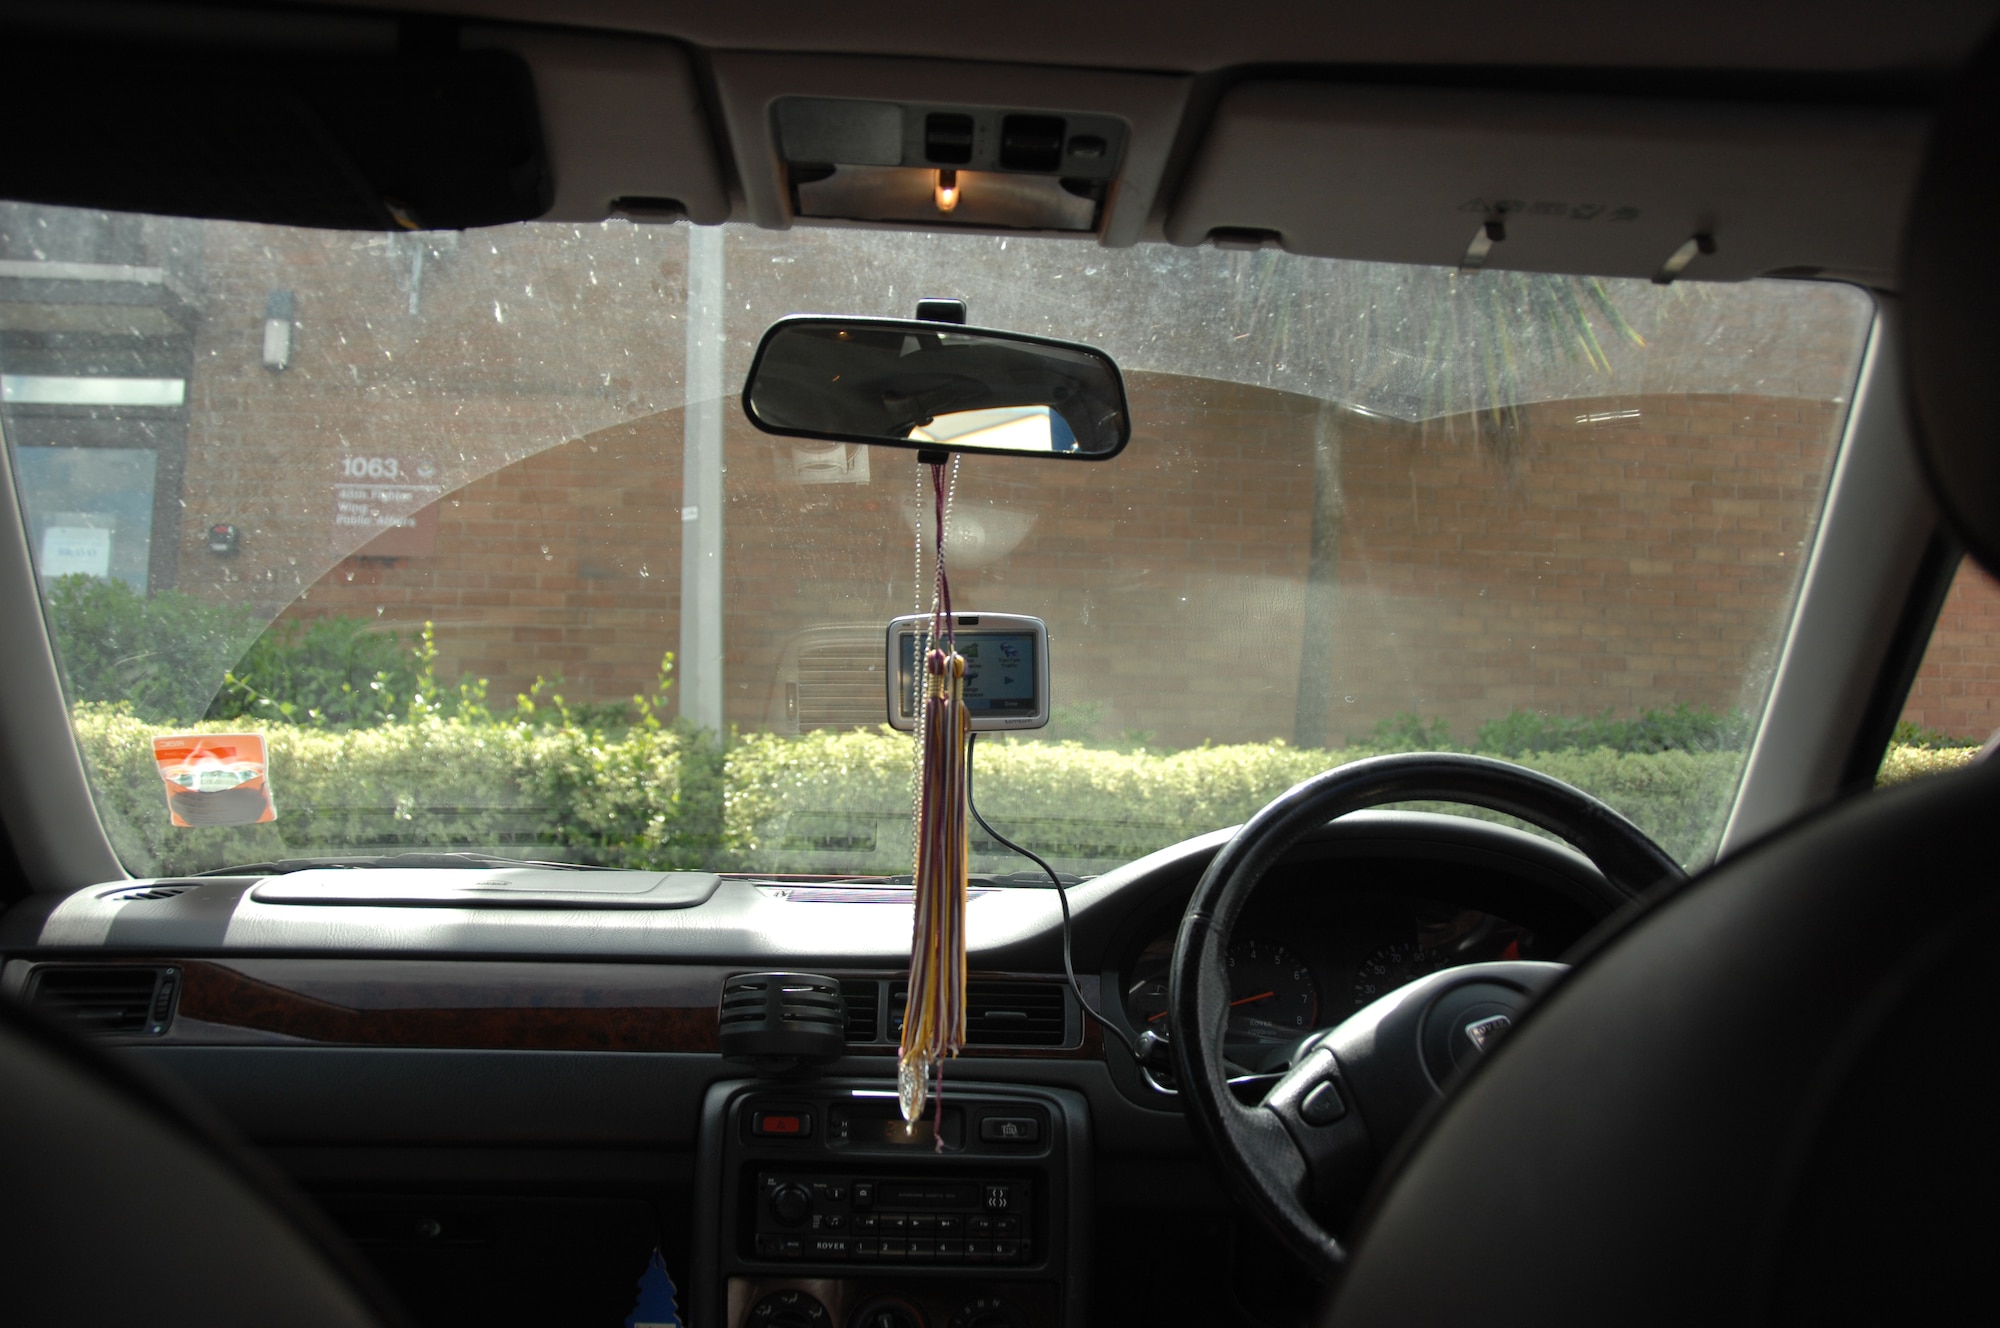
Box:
695, 1080, 1087, 1328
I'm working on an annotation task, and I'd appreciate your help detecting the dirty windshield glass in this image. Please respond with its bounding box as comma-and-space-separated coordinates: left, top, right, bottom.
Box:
0, 205, 1872, 879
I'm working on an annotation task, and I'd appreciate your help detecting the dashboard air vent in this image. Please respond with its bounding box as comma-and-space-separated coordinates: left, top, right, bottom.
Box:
840, 979, 880, 1043
965, 979, 1068, 1047
889, 978, 1070, 1048
27, 965, 177, 1035
718, 972, 846, 1072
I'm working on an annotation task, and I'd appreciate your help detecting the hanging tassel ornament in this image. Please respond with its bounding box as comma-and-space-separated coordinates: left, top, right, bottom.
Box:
899, 458, 971, 1133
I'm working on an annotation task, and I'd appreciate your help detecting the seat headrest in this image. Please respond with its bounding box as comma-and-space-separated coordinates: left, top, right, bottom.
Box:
1904, 27, 2000, 572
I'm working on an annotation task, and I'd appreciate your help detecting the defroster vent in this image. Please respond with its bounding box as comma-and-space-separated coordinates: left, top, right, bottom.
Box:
27, 965, 178, 1035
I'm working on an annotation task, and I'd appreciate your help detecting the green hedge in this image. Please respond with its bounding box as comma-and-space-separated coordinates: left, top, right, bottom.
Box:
71, 707, 1982, 880
72, 705, 718, 877
1877, 743, 1978, 786
726, 729, 1746, 875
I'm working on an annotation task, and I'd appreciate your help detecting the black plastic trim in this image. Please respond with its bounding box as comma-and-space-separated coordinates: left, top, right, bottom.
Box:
1837, 528, 1964, 792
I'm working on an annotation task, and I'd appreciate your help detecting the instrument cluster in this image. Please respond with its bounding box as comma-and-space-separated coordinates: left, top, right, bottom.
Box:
1120, 891, 1541, 1061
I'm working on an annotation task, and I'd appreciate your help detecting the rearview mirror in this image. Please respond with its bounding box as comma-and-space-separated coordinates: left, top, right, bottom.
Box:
741, 316, 1130, 460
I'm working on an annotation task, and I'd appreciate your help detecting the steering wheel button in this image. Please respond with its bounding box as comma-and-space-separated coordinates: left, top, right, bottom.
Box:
1300, 1079, 1348, 1126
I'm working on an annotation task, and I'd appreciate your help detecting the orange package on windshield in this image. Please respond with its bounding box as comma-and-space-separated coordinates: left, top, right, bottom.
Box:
153, 733, 276, 828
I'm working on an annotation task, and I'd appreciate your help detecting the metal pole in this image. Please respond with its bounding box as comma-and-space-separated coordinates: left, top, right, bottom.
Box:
679, 225, 725, 733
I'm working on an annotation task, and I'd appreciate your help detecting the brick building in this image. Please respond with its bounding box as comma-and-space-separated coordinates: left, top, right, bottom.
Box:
1901, 562, 2000, 742
10, 205, 1992, 748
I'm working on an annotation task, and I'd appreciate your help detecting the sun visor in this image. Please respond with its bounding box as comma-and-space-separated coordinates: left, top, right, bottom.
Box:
0, 6, 728, 230
0, 36, 552, 231
1166, 82, 1927, 283
467, 26, 729, 225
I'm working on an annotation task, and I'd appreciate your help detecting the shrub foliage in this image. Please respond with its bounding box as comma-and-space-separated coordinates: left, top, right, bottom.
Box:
49, 600, 1980, 880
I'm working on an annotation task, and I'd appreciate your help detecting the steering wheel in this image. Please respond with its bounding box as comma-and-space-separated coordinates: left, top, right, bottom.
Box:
1167, 752, 1685, 1282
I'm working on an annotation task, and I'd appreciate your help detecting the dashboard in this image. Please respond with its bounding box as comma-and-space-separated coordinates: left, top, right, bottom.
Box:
0, 811, 1629, 1326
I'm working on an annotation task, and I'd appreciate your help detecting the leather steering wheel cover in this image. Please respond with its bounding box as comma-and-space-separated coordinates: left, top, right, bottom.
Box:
1168, 752, 1686, 1279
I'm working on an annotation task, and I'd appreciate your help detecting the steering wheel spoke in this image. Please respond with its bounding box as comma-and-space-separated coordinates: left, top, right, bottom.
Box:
1260, 1043, 1376, 1216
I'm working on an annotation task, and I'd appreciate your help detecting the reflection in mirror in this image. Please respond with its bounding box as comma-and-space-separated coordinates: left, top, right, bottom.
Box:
741, 317, 1129, 459
909, 405, 1076, 453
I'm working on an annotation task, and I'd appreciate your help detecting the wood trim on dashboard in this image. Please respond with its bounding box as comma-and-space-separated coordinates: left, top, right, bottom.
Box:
176, 960, 723, 1052
145, 959, 1104, 1059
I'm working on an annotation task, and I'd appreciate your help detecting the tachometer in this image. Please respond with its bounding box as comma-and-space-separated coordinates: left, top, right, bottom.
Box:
1123, 934, 1320, 1043
1224, 939, 1319, 1042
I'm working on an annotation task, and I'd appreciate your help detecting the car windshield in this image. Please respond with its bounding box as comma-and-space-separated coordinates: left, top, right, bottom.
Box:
0, 205, 1872, 881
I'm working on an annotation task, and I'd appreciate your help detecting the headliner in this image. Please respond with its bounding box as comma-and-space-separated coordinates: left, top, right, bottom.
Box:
263, 0, 2000, 82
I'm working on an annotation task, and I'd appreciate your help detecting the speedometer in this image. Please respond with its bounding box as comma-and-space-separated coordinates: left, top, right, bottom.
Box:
1352, 937, 1443, 1005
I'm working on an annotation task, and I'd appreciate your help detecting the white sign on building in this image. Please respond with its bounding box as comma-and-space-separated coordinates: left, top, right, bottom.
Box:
40, 525, 112, 578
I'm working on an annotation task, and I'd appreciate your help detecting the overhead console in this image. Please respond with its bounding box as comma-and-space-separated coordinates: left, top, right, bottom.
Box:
769, 98, 1126, 233
1166, 82, 1928, 283
694, 1080, 1089, 1328
709, 53, 1190, 245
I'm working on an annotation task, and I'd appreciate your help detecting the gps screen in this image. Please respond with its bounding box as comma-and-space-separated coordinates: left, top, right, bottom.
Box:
898, 631, 1039, 718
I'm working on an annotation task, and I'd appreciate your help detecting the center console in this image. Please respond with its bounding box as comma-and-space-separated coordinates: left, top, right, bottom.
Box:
694, 1081, 1089, 1328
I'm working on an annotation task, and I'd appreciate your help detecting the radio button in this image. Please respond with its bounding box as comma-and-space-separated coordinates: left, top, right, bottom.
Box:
852, 1238, 879, 1260
771, 1185, 812, 1226
908, 1238, 935, 1259
879, 1238, 907, 1260
994, 1240, 1022, 1262
936, 1239, 964, 1260
979, 1116, 1041, 1144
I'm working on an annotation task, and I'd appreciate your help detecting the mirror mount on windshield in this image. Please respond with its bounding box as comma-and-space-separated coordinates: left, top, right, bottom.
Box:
741, 309, 1131, 461
913, 296, 967, 324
